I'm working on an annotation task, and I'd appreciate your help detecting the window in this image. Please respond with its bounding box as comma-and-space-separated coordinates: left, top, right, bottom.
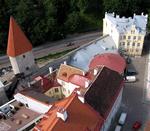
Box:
120, 36, 122, 40
131, 30, 135, 34
133, 36, 136, 40
137, 43, 140, 46
132, 42, 135, 46
138, 36, 141, 40
130, 49, 134, 52
127, 42, 130, 46
55, 88, 59, 92
123, 35, 126, 39
122, 42, 125, 46
136, 49, 139, 52
128, 36, 131, 39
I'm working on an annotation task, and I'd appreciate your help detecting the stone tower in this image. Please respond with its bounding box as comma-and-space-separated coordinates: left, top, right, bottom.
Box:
7, 17, 37, 76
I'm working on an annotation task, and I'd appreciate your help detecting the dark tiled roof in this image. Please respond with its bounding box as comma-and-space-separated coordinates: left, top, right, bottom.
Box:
85, 66, 123, 118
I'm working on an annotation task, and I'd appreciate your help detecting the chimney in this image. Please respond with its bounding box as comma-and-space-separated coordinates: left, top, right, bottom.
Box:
82, 71, 85, 76
116, 15, 119, 18
112, 12, 115, 16
64, 61, 67, 65
141, 12, 144, 16
76, 90, 84, 103
94, 69, 98, 76
78, 94, 85, 103
145, 14, 148, 18
85, 80, 90, 88
57, 108, 67, 121
49, 67, 53, 74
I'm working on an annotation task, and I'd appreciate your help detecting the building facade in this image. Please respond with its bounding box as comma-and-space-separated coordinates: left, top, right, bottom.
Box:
103, 12, 148, 56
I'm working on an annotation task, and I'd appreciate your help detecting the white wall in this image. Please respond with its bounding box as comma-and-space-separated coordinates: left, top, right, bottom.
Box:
57, 79, 79, 97
14, 93, 52, 114
9, 51, 37, 75
101, 87, 123, 131
103, 17, 120, 48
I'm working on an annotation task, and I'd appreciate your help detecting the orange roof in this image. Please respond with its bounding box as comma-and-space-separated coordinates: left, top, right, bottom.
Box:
57, 64, 84, 82
7, 16, 32, 57
34, 93, 104, 131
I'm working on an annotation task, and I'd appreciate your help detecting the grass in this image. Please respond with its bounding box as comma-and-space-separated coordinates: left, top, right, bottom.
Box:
36, 48, 76, 62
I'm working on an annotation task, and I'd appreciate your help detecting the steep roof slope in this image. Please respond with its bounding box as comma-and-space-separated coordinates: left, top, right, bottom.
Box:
34, 93, 104, 131
85, 67, 123, 118
7, 17, 32, 57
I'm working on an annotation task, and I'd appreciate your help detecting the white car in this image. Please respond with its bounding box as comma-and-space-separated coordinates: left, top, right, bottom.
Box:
118, 112, 127, 125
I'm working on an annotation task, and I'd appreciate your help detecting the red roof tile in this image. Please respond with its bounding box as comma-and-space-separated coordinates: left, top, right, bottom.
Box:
89, 53, 126, 74
34, 93, 104, 131
7, 16, 32, 57
68, 74, 90, 87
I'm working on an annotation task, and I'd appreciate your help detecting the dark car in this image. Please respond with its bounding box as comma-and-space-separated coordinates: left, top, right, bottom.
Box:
126, 68, 137, 76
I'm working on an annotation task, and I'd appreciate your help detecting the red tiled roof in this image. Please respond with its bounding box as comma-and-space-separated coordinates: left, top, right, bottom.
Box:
89, 53, 126, 74
7, 16, 32, 57
34, 93, 104, 131
34, 75, 60, 92
68, 74, 90, 87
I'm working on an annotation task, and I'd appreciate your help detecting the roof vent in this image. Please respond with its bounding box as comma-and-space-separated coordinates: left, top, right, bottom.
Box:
57, 108, 67, 121
22, 113, 29, 119
16, 119, 22, 125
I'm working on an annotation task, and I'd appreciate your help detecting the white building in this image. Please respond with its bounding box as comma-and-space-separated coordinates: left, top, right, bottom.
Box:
7, 17, 37, 76
103, 12, 148, 56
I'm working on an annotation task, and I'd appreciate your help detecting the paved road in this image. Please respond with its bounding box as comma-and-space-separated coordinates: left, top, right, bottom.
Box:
110, 38, 150, 131
0, 31, 101, 68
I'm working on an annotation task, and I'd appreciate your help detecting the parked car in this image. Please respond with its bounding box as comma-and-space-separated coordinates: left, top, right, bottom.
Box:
132, 121, 142, 130
114, 125, 122, 131
125, 76, 136, 82
126, 68, 137, 76
118, 112, 127, 125
66, 42, 74, 47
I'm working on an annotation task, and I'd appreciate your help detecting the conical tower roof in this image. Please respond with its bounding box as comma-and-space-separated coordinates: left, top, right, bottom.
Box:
7, 16, 32, 57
